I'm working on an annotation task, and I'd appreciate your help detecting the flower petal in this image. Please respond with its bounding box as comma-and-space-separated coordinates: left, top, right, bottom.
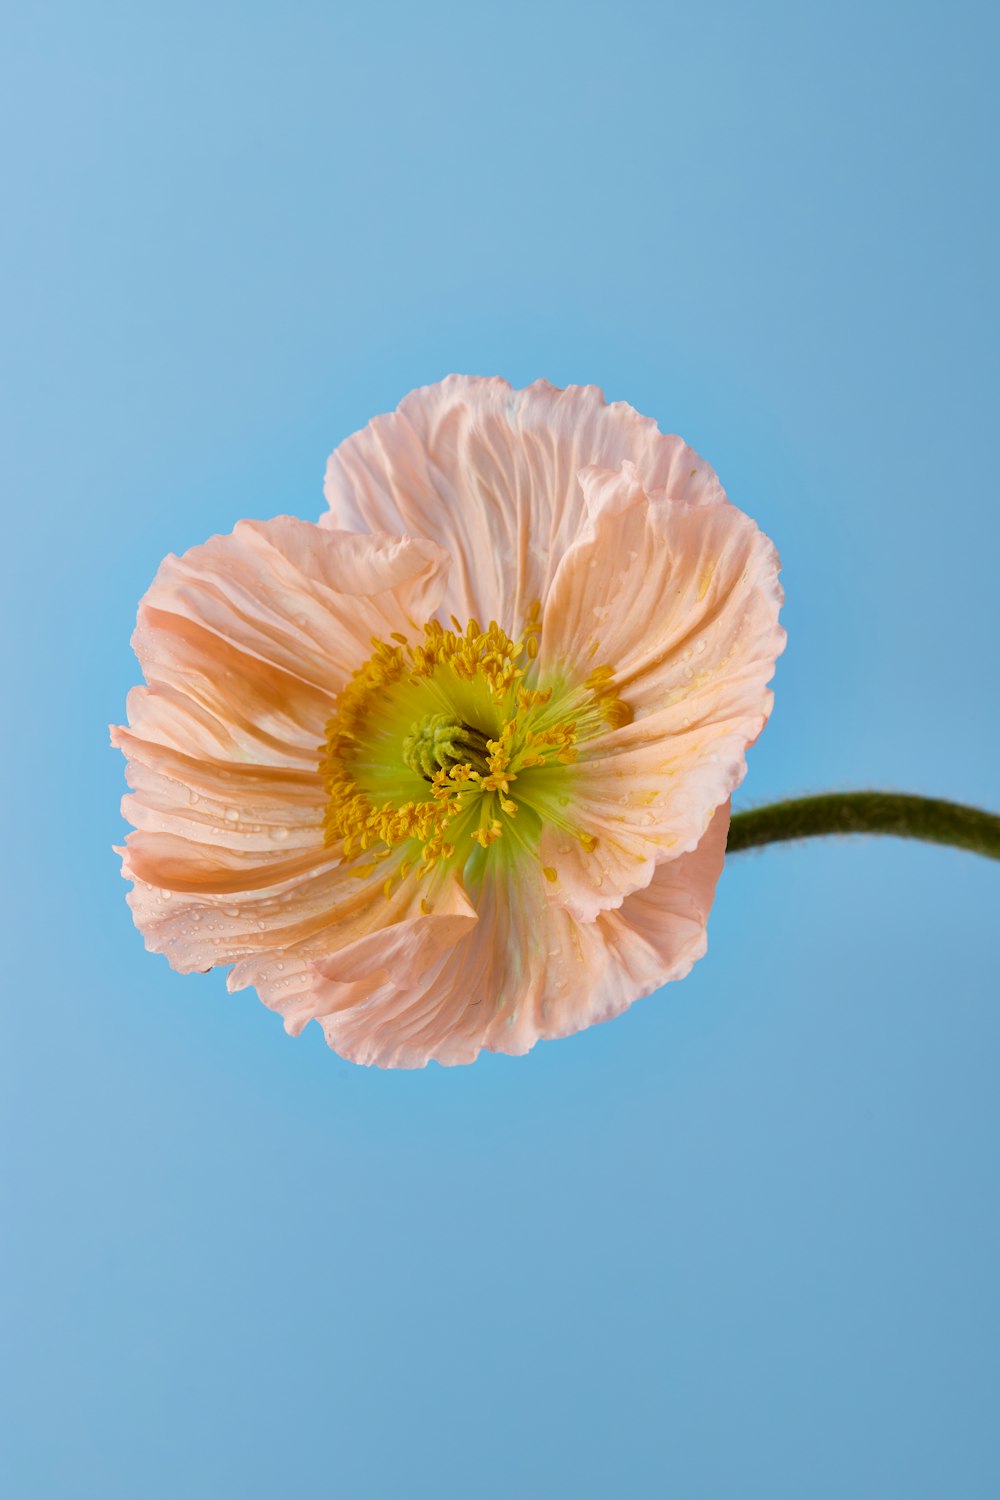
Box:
119, 844, 475, 991
539, 465, 783, 918
322, 376, 725, 630
225, 868, 478, 1040
114, 519, 454, 969
233, 807, 728, 1068
131, 517, 449, 732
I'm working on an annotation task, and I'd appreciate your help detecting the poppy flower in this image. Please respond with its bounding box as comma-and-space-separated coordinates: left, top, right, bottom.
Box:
113, 377, 784, 1066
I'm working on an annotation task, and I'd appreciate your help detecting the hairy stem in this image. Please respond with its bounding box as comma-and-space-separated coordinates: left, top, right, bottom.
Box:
727, 793, 1000, 862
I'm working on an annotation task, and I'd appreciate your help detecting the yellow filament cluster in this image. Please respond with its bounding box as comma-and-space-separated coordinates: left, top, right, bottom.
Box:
320, 615, 631, 881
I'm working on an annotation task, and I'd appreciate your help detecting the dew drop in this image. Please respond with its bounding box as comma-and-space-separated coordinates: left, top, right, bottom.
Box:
270, 825, 290, 842
225, 807, 240, 822
189, 791, 201, 805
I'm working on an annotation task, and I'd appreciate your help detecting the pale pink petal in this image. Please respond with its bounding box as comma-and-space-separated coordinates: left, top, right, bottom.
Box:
119, 855, 342, 975
226, 868, 478, 1040
241, 807, 728, 1069
539, 465, 783, 917
593, 802, 730, 999
120, 840, 476, 991
322, 376, 725, 630
114, 519, 454, 976
131, 517, 448, 736
114, 729, 322, 853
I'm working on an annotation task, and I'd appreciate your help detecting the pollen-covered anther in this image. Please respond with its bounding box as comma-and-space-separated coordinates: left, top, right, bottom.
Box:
471, 820, 504, 848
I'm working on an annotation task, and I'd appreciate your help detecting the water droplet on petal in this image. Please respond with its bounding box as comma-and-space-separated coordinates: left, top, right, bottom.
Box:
225, 807, 240, 822
270, 825, 289, 842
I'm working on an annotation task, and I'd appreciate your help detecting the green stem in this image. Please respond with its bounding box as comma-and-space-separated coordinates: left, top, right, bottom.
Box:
727, 792, 1000, 862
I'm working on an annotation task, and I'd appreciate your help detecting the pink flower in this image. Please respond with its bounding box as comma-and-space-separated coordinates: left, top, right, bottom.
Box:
112, 377, 784, 1067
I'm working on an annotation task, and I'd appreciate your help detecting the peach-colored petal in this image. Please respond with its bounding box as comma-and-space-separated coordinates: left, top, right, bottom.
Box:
114, 730, 323, 853
131, 517, 448, 731
225, 867, 478, 1039
114, 519, 455, 975
594, 802, 730, 997
322, 376, 725, 630
226, 807, 728, 1069
120, 839, 476, 991
538, 464, 783, 918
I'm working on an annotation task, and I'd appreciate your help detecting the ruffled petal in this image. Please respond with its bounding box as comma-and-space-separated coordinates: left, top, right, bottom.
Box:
130, 517, 448, 736
539, 465, 783, 918
237, 808, 728, 1068
225, 867, 478, 1039
322, 376, 725, 631
114, 519, 454, 971
114, 729, 322, 853
593, 802, 730, 997
120, 839, 476, 992
119, 853, 343, 974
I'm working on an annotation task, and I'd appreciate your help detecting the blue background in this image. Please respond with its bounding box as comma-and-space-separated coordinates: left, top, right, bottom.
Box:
3, 2, 998, 1495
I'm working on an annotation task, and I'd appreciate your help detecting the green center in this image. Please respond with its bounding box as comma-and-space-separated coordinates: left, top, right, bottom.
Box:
402, 713, 492, 780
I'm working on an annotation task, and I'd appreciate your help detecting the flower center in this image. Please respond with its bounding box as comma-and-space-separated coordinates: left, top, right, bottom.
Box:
402, 714, 492, 780
320, 615, 630, 888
